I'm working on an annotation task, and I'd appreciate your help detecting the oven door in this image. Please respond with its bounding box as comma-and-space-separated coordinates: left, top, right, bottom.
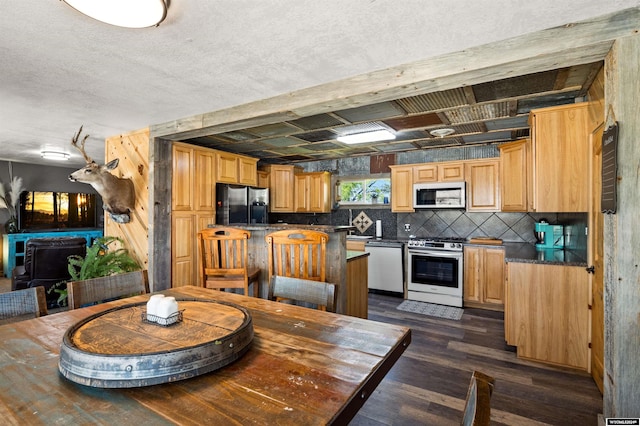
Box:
407, 248, 463, 306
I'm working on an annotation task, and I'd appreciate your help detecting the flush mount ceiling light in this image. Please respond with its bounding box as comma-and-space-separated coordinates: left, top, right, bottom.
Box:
430, 128, 455, 138
41, 151, 70, 161
63, 0, 167, 28
337, 130, 396, 145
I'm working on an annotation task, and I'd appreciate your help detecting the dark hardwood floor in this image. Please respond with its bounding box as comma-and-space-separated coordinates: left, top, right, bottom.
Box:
351, 293, 603, 426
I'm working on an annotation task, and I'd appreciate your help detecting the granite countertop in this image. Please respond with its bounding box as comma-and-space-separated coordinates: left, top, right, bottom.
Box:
347, 250, 370, 260
211, 223, 356, 233
501, 242, 588, 267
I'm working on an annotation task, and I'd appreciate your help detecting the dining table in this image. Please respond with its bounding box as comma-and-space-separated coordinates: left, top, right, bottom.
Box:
0, 286, 411, 425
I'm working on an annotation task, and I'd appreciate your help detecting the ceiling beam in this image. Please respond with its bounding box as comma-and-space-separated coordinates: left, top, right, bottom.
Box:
151, 7, 639, 141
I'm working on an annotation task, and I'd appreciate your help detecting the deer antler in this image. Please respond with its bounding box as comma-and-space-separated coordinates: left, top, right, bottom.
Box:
71, 125, 93, 163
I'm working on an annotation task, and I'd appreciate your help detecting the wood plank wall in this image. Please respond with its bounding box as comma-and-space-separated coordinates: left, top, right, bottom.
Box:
104, 128, 150, 272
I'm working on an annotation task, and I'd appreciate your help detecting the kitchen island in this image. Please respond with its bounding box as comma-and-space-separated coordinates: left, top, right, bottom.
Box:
209, 224, 365, 316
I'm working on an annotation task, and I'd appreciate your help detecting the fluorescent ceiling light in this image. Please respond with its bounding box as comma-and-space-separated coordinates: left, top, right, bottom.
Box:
337, 130, 396, 144
41, 151, 70, 161
63, 0, 167, 28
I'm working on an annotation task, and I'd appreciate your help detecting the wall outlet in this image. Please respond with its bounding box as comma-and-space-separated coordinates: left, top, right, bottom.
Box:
404, 224, 411, 232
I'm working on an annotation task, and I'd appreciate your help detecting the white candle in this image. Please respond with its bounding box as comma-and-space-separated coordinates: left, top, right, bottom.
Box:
146, 294, 165, 322
157, 296, 179, 325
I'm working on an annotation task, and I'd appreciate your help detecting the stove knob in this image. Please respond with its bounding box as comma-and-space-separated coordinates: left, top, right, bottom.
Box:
455, 243, 462, 248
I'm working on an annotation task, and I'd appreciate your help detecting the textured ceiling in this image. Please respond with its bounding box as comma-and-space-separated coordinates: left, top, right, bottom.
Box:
184, 62, 603, 164
1, 1, 638, 168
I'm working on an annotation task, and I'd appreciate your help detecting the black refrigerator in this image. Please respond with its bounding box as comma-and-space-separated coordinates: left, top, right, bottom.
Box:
215, 183, 269, 225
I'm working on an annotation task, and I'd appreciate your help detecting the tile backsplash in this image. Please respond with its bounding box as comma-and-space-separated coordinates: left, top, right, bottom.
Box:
272, 209, 587, 250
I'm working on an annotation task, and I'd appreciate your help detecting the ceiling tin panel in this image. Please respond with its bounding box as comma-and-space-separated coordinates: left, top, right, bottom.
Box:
462, 130, 512, 143
333, 101, 406, 123
473, 69, 559, 102
216, 131, 256, 141
383, 112, 443, 131
394, 130, 431, 141
261, 137, 303, 147
417, 137, 463, 148
287, 114, 345, 130
304, 142, 343, 151
374, 142, 417, 152
450, 122, 486, 135
294, 130, 336, 142
485, 115, 530, 131
444, 102, 511, 124
396, 88, 468, 113
517, 92, 578, 113
245, 122, 299, 137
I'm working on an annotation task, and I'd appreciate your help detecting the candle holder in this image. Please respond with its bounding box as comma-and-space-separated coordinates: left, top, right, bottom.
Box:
141, 310, 184, 326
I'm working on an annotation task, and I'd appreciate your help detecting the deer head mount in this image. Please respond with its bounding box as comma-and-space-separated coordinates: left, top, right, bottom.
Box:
68, 126, 135, 224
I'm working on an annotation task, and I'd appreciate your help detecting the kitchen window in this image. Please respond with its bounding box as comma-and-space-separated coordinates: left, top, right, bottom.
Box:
338, 178, 390, 205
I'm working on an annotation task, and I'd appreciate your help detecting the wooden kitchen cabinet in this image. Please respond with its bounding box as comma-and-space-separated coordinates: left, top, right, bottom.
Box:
505, 262, 589, 370
171, 211, 215, 287
389, 165, 414, 212
171, 142, 217, 287
294, 172, 330, 213
172, 143, 215, 211
257, 170, 269, 188
465, 159, 500, 211
215, 151, 258, 186
463, 246, 505, 311
498, 139, 530, 212
413, 161, 464, 183
529, 103, 590, 212
262, 164, 302, 212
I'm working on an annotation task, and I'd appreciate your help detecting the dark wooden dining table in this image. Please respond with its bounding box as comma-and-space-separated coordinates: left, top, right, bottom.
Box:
0, 286, 411, 425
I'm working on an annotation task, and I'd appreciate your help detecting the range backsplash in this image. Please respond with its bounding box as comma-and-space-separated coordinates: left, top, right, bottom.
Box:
271, 209, 587, 250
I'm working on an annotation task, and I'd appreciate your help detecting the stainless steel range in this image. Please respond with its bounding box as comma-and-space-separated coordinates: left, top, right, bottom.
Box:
406, 237, 464, 307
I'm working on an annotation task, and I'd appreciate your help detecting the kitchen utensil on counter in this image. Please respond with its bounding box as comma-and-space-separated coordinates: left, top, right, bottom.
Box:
534, 220, 564, 249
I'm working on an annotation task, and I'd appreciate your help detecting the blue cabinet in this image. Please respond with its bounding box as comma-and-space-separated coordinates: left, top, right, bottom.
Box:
2, 230, 103, 277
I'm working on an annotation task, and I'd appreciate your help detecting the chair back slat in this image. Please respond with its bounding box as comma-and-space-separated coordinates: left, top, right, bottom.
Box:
461, 370, 495, 426
0, 287, 48, 324
268, 275, 336, 312
266, 230, 328, 282
67, 270, 149, 310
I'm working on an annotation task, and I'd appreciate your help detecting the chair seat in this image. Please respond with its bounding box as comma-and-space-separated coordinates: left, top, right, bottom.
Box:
204, 268, 261, 297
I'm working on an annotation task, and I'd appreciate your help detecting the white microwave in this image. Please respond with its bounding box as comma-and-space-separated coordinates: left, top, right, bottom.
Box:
413, 181, 466, 209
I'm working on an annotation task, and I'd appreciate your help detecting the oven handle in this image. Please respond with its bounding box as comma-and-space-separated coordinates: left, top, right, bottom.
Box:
407, 249, 463, 259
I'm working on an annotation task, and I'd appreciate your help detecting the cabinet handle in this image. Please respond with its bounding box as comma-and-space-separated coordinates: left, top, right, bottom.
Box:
586, 266, 595, 274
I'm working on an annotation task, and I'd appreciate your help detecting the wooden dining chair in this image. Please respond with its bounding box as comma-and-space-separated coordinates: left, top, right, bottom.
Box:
461, 370, 495, 426
197, 227, 261, 297
0, 287, 48, 324
265, 229, 329, 282
67, 270, 150, 310
268, 275, 336, 312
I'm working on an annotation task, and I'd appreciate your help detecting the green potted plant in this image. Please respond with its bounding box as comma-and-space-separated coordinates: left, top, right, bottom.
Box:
50, 236, 141, 306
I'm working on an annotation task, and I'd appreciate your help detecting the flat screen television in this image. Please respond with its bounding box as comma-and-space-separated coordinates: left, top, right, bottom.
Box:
18, 191, 98, 231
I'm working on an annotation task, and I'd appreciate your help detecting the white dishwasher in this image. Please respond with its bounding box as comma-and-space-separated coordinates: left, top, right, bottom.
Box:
365, 240, 405, 296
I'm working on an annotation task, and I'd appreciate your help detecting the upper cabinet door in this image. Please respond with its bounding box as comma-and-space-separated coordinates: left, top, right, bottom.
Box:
390, 165, 414, 213
172, 144, 194, 211
238, 157, 258, 186
465, 159, 500, 211
216, 152, 239, 184
499, 139, 530, 212
530, 103, 590, 212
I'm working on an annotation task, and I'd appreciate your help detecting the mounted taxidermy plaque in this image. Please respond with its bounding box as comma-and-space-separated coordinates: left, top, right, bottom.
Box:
68, 126, 135, 223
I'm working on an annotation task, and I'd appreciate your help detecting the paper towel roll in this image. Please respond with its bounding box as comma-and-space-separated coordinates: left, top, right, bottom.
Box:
375, 220, 382, 238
